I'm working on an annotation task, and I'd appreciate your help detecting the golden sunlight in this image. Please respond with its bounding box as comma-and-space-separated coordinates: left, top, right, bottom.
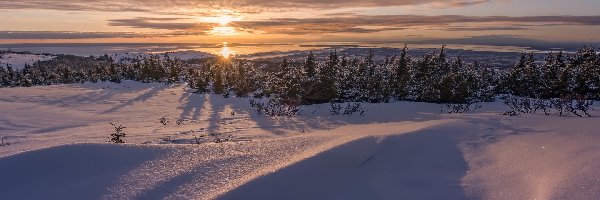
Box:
215, 15, 234, 26
203, 9, 240, 26
220, 42, 233, 58
209, 26, 237, 35
201, 10, 241, 36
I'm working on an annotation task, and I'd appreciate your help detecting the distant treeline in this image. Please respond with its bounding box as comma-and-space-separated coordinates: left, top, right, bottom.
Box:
1, 47, 599, 104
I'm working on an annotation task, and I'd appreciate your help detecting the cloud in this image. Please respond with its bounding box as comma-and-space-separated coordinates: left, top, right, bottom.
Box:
100, 14, 600, 35
0, 31, 142, 39
412, 35, 599, 50
107, 18, 212, 31
0, 31, 204, 39
230, 15, 600, 34
7, 14, 600, 39
442, 26, 528, 31
0, 0, 492, 14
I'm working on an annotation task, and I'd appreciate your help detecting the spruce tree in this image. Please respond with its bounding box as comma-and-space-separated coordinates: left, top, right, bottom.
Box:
213, 64, 225, 94
0, 65, 6, 87
304, 52, 317, 79
392, 45, 410, 100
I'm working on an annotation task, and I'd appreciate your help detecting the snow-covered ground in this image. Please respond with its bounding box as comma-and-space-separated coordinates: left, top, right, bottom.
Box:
111, 50, 213, 63
0, 52, 55, 69
0, 81, 599, 199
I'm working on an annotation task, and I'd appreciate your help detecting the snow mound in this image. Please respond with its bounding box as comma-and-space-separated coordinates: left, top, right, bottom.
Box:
1, 81, 600, 199
0, 144, 169, 200
220, 125, 471, 200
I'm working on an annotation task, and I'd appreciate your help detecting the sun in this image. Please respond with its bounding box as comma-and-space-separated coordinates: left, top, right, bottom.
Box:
204, 11, 240, 26
219, 42, 233, 58
215, 15, 233, 26
220, 46, 231, 58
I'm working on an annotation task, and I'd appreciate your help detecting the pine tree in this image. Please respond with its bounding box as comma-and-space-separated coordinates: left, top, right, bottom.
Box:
336, 56, 358, 101
0, 65, 6, 87
166, 56, 182, 84
569, 47, 599, 99
233, 61, 253, 97
540, 51, 567, 98
505, 52, 537, 97
318, 51, 339, 102
392, 45, 410, 100
19, 64, 33, 87
108, 63, 121, 83
410, 53, 437, 102
304, 51, 317, 79
5, 65, 15, 87
213, 64, 225, 94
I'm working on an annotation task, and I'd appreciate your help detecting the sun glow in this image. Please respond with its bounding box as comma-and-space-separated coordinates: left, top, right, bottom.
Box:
219, 42, 234, 58
209, 26, 237, 35
215, 15, 234, 26
203, 10, 240, 26
203, 10, 241, 36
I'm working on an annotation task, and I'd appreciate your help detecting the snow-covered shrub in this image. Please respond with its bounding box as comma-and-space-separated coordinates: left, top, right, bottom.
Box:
159, 116, 168, 125
108, 123, 126, 144
214, 135, 233, 143
0, 138, 10, 146
501, 96, 539, 114
191, 136, 203, 144
441, 103, 481, 114
502, 95, 594, 117
329, 102, 343, 115
249, 98, 303, 117
343, 103, 367, 116
547, 98, 593, 117
330, 102, 367, 116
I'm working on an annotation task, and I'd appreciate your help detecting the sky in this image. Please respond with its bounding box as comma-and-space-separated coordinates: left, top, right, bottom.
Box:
0, 0, 599, 45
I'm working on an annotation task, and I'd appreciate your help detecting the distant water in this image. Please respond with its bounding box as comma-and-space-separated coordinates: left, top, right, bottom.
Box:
0, 42, 538, 57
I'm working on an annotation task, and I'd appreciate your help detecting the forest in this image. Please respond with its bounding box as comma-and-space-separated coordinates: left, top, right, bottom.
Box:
1, 47, 598, 116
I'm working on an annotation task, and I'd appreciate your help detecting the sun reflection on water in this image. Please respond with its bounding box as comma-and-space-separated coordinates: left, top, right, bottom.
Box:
219, 42, 234, 58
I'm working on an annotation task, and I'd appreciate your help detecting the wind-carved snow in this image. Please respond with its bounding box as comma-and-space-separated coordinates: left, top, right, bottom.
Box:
0, 81, 599, 200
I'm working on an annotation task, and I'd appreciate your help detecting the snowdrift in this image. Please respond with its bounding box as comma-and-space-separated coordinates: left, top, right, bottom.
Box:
1, 81, 599, 199
0, 144, 168, 200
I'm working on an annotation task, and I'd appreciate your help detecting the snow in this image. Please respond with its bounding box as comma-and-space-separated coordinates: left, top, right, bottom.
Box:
0, 144, 170, 200
0, 52, 55, 69
462, 115, 600, 200
220, 124, 471, 200
111, 50, 213, 63
0, 81, 599, 199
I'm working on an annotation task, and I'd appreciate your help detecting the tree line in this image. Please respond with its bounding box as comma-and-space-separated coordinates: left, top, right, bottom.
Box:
1, 47, 599, 105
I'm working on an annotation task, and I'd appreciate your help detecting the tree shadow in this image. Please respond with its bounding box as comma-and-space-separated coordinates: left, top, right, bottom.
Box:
177, 92, 208, 122
240, 101, 449, 136
101, 85, 170, 114
172, 92, 530, 142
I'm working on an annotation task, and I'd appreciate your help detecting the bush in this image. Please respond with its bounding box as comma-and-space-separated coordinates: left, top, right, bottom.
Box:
502, 95, 594, 117
108, 123, 127, 143
249, 98, 303, 117
329, 102, 367, 116
546, 98, 593, 117
0, 138, 10, 146
441, 103, 481, 114
329, 102, 343, 115
501, 96, 541, 114
159, 116, 168, 125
